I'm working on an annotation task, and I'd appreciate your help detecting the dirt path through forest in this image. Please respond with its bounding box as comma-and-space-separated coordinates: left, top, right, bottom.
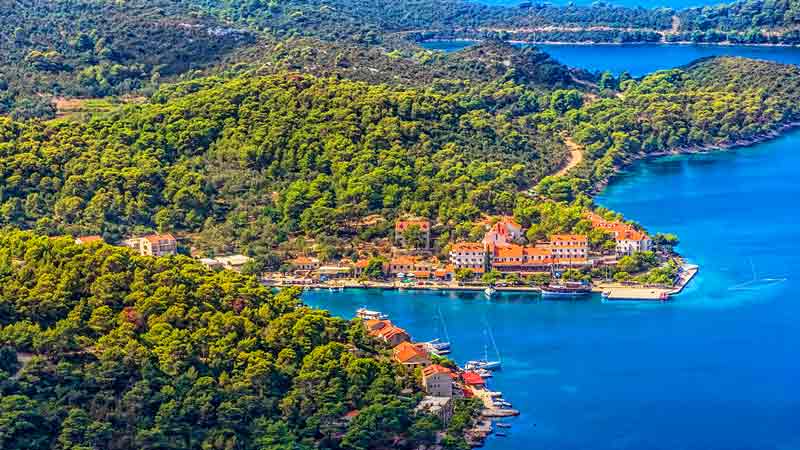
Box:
553, 136, 583, 177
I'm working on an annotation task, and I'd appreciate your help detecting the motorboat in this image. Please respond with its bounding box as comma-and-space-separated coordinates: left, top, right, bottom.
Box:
355, 308, 388, 320
475, 368, 493, 378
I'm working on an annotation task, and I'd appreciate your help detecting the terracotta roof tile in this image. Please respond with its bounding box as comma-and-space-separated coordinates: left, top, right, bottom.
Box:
393, 342, 429, 363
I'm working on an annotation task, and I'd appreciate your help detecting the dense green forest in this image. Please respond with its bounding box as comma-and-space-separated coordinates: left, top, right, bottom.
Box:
0, 230, 451, 450
5, 0, 800, 121
677, 0, 800, 33
3, 0, 800, 448
1, 42, 798, 261
0, 0, 255, 119
0, 59, 567, 254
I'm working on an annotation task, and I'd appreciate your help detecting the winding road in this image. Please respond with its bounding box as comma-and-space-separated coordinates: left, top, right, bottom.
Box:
554, 136, 583, 177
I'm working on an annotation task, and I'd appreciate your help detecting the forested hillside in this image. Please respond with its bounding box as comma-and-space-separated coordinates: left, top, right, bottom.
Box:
550, 57, 800, 198
0, 0, 253, 119
1, 49, 799, 260
208, 38, 579, 91
0, 230, 443, 450
677, 0, 800, 34
6, 0, 800, 121
0, 68, 567, 252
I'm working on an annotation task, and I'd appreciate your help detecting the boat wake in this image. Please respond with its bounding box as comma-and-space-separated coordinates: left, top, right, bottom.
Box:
728, 259, 788, 291
728, 277, 788, 291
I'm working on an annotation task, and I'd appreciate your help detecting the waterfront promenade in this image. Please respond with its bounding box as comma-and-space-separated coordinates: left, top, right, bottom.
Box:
264, 263, 699, 300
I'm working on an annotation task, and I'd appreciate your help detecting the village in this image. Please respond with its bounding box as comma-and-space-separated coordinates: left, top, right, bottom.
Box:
267, 212, 696, 300
359, 307, 517, 445
71, 209, 696, 301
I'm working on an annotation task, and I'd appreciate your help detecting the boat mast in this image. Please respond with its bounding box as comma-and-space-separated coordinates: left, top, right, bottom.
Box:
485, 320, 501, 363
438, 307, 451, 344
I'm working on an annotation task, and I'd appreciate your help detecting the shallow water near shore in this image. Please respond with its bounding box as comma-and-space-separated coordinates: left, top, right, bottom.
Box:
303, 130, 800, 449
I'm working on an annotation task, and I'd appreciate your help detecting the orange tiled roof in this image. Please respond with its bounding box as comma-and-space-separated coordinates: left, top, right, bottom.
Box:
377, 325, 409, 340
76, 235, 103, 244
393, 342, 429, 363
395, 219, 430, 231
144, 233, 175, 244
614, 225, 649, 241
462, 371, 485, 385
291, 256, 318, 265
494, 245, 552, 258
451, 242, 485, 252
587, 212, 649, 242
354, 259, 370, 268
494, 244, 523, 258
550, 234, 588, 243
422, 364, 453, 377
365, 319, 392, 332
391, 256, 419, 266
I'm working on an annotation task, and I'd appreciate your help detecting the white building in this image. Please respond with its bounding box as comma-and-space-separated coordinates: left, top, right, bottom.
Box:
587, 213, 652, 256
548, 234, 589, 261
422, 365, 454, 397
482, 218, 524, 247
449, 242, 486, 272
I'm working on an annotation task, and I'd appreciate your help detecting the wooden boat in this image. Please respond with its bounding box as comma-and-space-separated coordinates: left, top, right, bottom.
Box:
541, 281, 592, 298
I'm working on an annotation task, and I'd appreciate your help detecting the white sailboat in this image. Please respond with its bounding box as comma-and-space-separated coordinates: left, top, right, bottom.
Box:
467, 322, 502, 371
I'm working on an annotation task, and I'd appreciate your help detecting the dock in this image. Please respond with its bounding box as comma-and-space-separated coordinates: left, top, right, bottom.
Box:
669, 264, 699, 295
603, 286, 671, 301
599, 263, 699, 301
264, 279, 542, 293
470, 387, 521, 418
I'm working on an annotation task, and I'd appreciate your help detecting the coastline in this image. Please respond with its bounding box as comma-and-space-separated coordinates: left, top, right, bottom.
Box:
269, 262, 700, 301
508, 40, 800, 48
591, 121, 800, 193
417, 37, 800, 48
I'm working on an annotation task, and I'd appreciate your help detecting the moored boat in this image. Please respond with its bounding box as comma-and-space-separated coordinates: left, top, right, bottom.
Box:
475, 368, 493, 378
541, 281, 592, 298
355, 307, 388, 320
465, 359, 501, 371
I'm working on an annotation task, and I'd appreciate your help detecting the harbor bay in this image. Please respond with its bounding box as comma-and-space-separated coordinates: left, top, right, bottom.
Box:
304, 130, 800, 449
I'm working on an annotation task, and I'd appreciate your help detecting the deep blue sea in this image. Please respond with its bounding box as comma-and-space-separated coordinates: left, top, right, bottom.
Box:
310, 28, 800, 448
421, 41, 800, 77
304, 132, 800, 447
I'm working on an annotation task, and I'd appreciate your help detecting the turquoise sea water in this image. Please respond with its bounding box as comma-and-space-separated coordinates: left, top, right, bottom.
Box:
304, 132, 800, 448
421, 41, 800, 76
